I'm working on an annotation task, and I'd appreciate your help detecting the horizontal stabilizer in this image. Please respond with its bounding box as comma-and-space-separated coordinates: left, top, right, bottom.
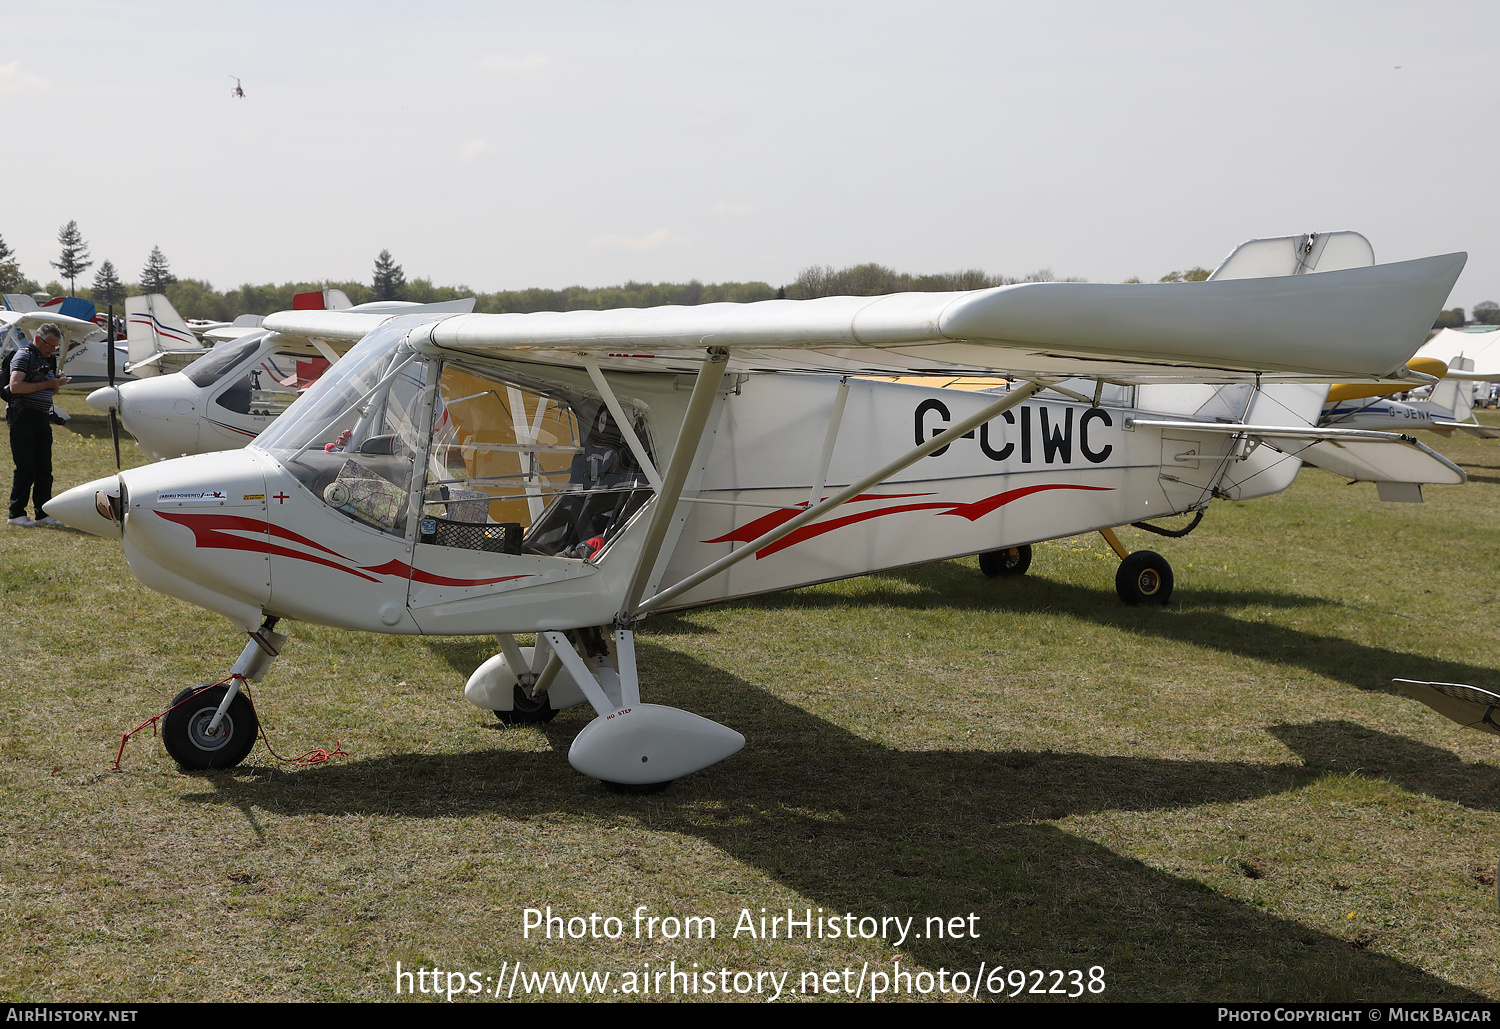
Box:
1394, 679, 1500, 737
1447, 422, 1500, 439
1125, 417, 1466, 488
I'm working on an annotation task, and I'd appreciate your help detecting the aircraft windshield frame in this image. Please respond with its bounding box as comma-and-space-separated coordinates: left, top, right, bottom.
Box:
251, 320, 431, 537
182, 332, 269, 387
252, 320, 420, 459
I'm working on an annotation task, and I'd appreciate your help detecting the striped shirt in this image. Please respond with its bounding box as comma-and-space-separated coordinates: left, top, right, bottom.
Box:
10, 345, 57, 414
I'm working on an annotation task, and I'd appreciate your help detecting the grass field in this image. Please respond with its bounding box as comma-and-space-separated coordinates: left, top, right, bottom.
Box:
2, 394, 1499, 1002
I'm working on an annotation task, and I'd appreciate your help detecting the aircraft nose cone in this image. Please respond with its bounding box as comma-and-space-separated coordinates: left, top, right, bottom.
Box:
45, 476, 123, 539
87, 386, 119, 413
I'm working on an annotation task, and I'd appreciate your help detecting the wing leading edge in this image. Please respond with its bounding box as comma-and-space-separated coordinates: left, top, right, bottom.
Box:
264, 252, 1465, 382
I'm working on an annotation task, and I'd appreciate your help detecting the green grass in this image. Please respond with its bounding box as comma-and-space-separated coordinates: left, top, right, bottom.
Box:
2, 395, 1498, 1002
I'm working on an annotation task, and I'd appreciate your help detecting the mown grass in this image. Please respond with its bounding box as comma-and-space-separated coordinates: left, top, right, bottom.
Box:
1, 395, 1498, 1002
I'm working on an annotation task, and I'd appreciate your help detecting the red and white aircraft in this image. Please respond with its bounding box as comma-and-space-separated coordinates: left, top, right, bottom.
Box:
47, 235, 1471, 788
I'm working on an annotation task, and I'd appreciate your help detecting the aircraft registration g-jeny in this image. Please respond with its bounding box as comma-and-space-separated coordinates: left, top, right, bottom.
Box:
46, 233, 1476, 789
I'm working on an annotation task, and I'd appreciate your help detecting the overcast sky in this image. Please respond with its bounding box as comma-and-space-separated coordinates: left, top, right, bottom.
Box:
4, 0, 1495, 309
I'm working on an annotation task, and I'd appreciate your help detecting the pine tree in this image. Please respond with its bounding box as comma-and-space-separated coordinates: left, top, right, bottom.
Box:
372, 249, 406, 301
91, 260, 125, 306
51, 220, 92, 295
141, 246, 176, 294
0, 233, 21, 293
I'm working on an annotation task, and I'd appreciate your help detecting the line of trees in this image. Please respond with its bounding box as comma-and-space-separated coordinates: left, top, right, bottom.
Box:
7, 228, 1500, 331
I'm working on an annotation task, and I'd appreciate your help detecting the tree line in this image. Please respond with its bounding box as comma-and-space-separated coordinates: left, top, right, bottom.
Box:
7, 223, 1491, 330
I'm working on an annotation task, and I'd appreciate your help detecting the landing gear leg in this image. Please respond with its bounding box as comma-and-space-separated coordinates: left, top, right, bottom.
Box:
161, 617, 288, 770
541, 627, 744, 791
1100, 528, 1173, 606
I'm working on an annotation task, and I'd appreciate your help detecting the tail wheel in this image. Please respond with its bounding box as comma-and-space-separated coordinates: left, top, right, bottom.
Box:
1116, 550, 1173, 606
979, 544, 1032, 578
162, 684, 259, 770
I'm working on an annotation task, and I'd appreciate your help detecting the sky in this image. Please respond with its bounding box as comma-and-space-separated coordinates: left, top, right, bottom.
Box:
4, 0, 1496, 309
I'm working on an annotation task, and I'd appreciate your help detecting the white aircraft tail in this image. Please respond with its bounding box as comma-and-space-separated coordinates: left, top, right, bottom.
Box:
1429, 357, 1475, 422
291, 289, 354, 311
1131, 379, 1462, 505
125, 294, 205, 377
1208, 230, 1376, 281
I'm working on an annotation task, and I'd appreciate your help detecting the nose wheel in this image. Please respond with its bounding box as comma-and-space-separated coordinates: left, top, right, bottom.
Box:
162, 683, 260, 769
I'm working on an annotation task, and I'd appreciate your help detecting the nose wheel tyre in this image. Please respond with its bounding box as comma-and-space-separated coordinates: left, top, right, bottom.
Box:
1116, 550, 1173, 606
162, 684, 259, 769
494, 683, 559, 725
979, 544, 1032, 578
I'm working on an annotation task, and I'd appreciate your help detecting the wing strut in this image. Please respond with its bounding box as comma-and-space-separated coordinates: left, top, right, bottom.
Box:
807, 376, 850, 508
618, 348, 732, 619
631, 379, 1049, 618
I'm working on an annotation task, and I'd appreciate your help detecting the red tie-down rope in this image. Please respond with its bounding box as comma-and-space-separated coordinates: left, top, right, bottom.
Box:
112, 676, 348, 770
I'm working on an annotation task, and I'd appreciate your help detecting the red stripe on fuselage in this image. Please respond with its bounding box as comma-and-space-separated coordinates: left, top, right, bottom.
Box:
154, 511, 536, 587
361, 559, 532, 587
703, 483, 1114, 559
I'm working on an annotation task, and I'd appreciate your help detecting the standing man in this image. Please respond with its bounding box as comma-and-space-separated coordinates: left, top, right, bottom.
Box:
7, 322, 68, 527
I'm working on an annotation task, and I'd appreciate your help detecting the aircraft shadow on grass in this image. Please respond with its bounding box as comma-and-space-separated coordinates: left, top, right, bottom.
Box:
700, 560, 1500, 697
1271, 720, 1500, 813
182, 646, 1485, 1002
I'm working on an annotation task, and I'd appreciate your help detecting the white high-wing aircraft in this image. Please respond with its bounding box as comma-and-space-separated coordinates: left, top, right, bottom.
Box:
88, 296, 478, 459
46, 236, 1471, 789
1320, 356, 1500, 440
1, 295, 133, 391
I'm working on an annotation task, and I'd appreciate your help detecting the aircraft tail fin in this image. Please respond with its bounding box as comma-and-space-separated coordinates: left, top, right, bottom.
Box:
1208, 230, 1375, 281
125, 294, 205, 377
1429, 357, 1475, 421
292, 288, 355, 311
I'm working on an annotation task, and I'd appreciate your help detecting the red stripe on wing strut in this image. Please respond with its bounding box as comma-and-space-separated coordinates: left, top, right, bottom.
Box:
702, 484, 1113, 559
154, 512, 535, 587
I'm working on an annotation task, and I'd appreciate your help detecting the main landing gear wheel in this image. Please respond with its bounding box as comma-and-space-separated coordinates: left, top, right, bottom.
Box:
1116, 550, 1173, 606
979, 544, 1032, 578
161, 684, 259, 770
494, 683, 558, 726
603, 779, 673, 795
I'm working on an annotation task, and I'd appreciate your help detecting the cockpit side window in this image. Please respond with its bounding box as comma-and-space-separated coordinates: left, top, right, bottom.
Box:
420, 362, 654, 559
212, 346, 331, 418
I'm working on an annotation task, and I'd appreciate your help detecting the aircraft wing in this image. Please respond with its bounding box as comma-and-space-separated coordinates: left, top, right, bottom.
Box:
0, 309, 101, 345
263, 253, 1466, 383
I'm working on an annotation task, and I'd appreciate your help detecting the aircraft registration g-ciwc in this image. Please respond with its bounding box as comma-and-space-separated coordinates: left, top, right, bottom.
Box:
47, 233, 1473, 790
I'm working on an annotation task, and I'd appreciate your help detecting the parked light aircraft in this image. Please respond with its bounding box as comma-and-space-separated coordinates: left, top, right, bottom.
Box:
47, 234, 1473, 788
1321, 357, 1500, 440
2, 294, 132, 391
89, 296, 478, 459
